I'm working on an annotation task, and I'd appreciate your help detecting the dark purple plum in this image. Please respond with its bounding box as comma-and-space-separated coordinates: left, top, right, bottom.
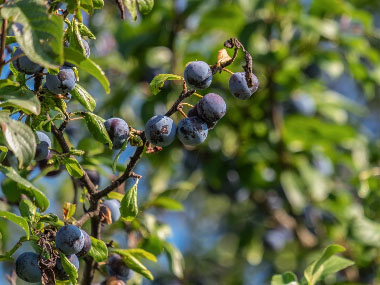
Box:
46, 66, 77, 95
77, 229, 92, 257
12, 48, 43, 74
177, 117, 208, 146
37, 152, 63, 177
145, 115, 176, 147
106, 254, 131, 281
35, 131, 51, 161
54, 254, 79, 281
197, 93, 226, 123
187, 104, 199, 118
102, 199, 121, 223
15, 252, 42, 283
229, 72, 259, 100
104, 118, 129, 150
184, 61, 212, 89
55, 225, 84, 255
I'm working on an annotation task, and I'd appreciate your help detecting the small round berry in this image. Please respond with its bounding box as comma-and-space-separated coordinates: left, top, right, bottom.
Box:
145, 115, 176, 147
12, 48, 43, 74
15, 252, 42, 283
46, 66, 77, 95
184, 61, 212, 89
104, 118, 130, 150
229, 72, 259, 100
102, 199, 121, 223
177, 117, 208, 146
197, 93, 226, 123
77, 229, 92, 257
107, 254, 131, 281
55, 225, 85, 255
35, 131, 51, 161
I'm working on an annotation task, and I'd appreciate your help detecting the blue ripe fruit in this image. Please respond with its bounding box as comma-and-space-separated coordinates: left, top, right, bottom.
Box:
35, 131, 51, 161
64, 39, 90, 67
103, 199, 121, 223
197, 93, 226, 124
12, 48, 43, 74
104, 118, 130, 150
15, 252, 42, 283
145, 115, 176, 147
54, 254, 79, 281
229, 72, 259, 100
177, 117, 208, 146
77, 229, 92, 257
184, 61, 212, 89
46, 66, 77, 95
55, 225, 84, 255
107, 254, 131, 281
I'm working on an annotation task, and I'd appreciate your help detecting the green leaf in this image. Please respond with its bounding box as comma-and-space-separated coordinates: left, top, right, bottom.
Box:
0, 211, 29, 240
92, 0, 104, 9
0, 145, 8, 163
64, 47, 110, 93
59, 252, 78, 285
0, 165, 49, 211
163, 242, 184, 279
149, 196, 184, 211
63, 157, 84, 178
120, 182, 138, 222
137, 0, 154, 14
149, 74, 183, 95
77, 22, 96, 39
304, 244, 348, 285
271, 272, 299, 285
70, 83, 95, 111
19, 199, 37, 221
80, 0, 94, 14
119, 248, 157, 262
84, 112, 113, 148
88, 236, 108, 262
1, 0, 64, 68
0, 80, 40, 115
63, 202, 76, 220
107, 191, 124, 201
125, 0, 138, 21
112, 249, 154, 281
0, 115, 36, 167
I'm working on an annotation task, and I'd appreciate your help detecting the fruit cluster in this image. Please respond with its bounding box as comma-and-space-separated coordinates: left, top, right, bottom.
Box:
16, 225, 90, 282
9, 39, 258, 283
105, 60, 259, 150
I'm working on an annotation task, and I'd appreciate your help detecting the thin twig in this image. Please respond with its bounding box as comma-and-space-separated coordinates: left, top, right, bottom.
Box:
0, 12, 8, 74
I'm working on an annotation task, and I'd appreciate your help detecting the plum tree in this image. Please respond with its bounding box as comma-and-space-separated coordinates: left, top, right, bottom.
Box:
15, 252, 42, 283
197, 93, 226, 124
102, 199, 121, 223
104, 118, 130, 149
229, 72, 259, 99
77, 229, 92, 257
106, 254, 131, 281
46, 66, 77, 95
177, 117, 208, 146
35, 131, 51, 161
145, 115, 177, 147
12, 48, 42, 74
184, 61, 212, 89
55, 225, 85, 255
54, 254, 80, 281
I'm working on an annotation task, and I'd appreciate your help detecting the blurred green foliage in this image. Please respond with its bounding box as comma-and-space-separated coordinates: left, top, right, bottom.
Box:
1, 0, 380, 284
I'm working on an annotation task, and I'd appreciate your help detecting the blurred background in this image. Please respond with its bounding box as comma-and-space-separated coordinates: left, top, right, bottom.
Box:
2, 0, 380, 284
